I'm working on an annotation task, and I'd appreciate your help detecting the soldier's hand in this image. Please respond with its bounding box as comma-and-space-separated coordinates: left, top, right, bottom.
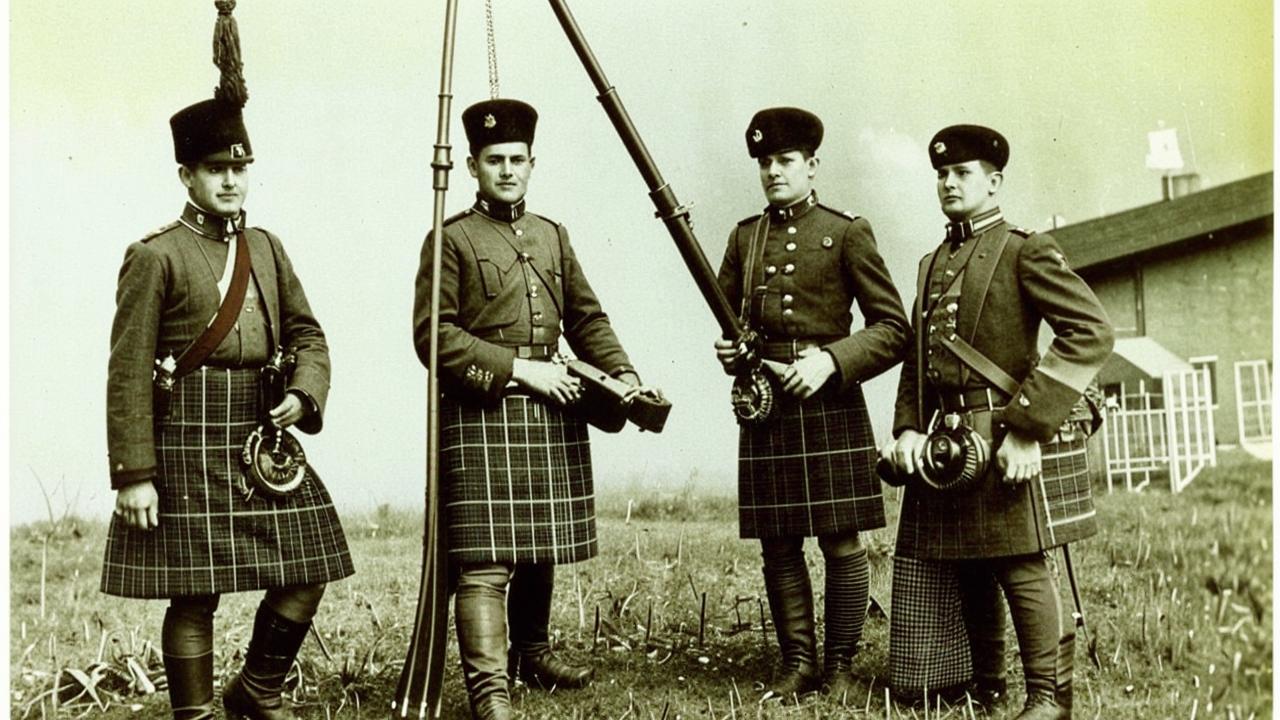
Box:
996, 429, 1042, 485
114, 480, 160, 530
780, 346, 836, 398
623, 384, 665, 403
269, 392, 305, 428
513, 358, 582, 405
714, 337, 746, 373
882, 430, 927, 477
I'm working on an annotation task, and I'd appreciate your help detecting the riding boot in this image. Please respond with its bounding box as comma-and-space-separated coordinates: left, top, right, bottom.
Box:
507, 564, 592, 690
957, 563, 1009, 714
223, 602, 310, 720
162, 599, 218, 720
821, 545, 868, 704
456, 564, 513, 720
761, 545, 819, 699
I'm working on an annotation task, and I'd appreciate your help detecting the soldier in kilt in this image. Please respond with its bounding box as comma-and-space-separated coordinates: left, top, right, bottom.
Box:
881, 125, 1113, 719
102, 95, 354, 720
714, 108, 909, 700
412, 99, 664, 720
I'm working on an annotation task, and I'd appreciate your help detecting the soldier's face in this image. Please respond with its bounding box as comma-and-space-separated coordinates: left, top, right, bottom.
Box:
469, 142, 534, 204
180, 161, 249, 218
758, 151, 817, 207
936, 160, 1001, 220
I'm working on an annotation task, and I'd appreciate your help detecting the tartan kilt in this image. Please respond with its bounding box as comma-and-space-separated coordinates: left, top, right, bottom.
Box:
440, 394, 596, 565
101, 368, 354, 599
738, 385, 885, 539
889, 556, 972, 697
896, 414, 1097, 560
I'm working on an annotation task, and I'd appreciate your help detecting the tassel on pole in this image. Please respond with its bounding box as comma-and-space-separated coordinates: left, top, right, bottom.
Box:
212, 0, 249, 107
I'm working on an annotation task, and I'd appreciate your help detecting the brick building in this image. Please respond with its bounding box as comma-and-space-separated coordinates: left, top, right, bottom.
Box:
1052, 172, 1273, 447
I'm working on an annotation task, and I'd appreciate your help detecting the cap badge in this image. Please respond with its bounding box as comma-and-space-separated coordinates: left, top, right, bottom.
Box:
933, 141, 947, 155
230, 143, 246, 159
484, 113, 497, 129
752, 129, 763, 143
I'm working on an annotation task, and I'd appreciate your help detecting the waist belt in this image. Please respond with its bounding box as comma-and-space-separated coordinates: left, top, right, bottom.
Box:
758, 337, 842, 362
513, 344, 555, 360
937, 387, 1009, 413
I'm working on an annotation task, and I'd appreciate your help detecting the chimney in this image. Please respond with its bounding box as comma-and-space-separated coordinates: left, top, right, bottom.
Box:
1161, 172, 1202, 200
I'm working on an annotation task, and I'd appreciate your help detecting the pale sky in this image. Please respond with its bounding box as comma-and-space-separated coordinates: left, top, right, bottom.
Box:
9, 1, 1273, 523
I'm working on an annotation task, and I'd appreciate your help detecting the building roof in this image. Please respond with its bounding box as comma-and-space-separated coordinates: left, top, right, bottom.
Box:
1097, 336, 1194, 386
1052, 172, 1272, 271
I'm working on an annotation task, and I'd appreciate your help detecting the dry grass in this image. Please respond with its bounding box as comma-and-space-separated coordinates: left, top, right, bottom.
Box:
9, 452, 1272, 718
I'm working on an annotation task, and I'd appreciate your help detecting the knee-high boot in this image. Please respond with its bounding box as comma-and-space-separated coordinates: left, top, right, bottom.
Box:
507, 564, 592, 690
162, 598, 219, 720
761, 543, 819, 699
821, 545, 869, 703
957, 564, 1010, 712
223, 603, 310, 720
456, 564, 513, 720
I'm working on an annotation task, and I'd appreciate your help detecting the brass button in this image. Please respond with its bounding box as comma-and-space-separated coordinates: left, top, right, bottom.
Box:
1019, 396, 1031, 407
783, 263, 795, 274
515, 228, 524, 237
785, 242, 797, 252
786, 226, 797, 235
766, 265, 778, 276
245, 306, 254, 313
782, 308, 794, 317
782, 293, 794, 306
532, 311, 543, 321
945, 269, 955, 277
822, 236, 834, 248
519, 252, 530, 261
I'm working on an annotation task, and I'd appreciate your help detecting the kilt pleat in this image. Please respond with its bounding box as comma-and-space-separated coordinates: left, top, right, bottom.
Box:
889, 556, 972, 696
101, 368, 353, 599
738, 387, 884, 538
441, 395, 596, 565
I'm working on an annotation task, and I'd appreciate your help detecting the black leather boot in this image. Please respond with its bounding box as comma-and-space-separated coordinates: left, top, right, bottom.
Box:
223, 603, 309, 720
761, 546, 820, 700
457, 574, 513, 720
507, 564, 592, 690
821, 546, 868, 704
162, 599, 218, 720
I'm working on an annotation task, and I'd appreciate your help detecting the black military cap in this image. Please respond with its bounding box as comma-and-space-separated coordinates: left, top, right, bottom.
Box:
745, 107, 823, 158
463, 99, 538, 156
170, 98, 253, 165
929, 124, 1009, 170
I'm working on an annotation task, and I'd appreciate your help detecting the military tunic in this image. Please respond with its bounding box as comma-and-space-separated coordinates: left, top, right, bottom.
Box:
413, 197, 636, 564
101, 203, 353, 598
892, 211, 1114, 560
717, 193, 909, 538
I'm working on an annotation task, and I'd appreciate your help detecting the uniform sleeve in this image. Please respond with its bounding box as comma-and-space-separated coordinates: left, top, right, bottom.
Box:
891, 297, 924, 437
106, 242, 165, 488
715, 227, 743, 327
413, 226, 517, 403
823, 218, 910, 392
557, 226, 635, 379
269, 232, 331, 434
997, 233, 1115, 441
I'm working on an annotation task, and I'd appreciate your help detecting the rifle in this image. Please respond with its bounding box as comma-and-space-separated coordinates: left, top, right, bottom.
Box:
391, 1, 457, 716
547, 0, 776, 424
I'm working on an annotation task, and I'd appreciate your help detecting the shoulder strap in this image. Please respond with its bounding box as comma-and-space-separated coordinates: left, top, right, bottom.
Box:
938, 333, 1020, 397
171, 231, 254, 379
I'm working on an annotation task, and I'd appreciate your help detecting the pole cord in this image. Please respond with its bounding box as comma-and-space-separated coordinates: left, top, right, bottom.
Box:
484, 0, 500, 98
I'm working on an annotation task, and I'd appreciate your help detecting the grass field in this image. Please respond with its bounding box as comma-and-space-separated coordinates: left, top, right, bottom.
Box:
10, 452, 1272, 719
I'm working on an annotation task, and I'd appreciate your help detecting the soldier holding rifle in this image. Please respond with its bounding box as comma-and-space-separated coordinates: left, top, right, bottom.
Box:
714, 107, 909, 701
412, 98, 664, 720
